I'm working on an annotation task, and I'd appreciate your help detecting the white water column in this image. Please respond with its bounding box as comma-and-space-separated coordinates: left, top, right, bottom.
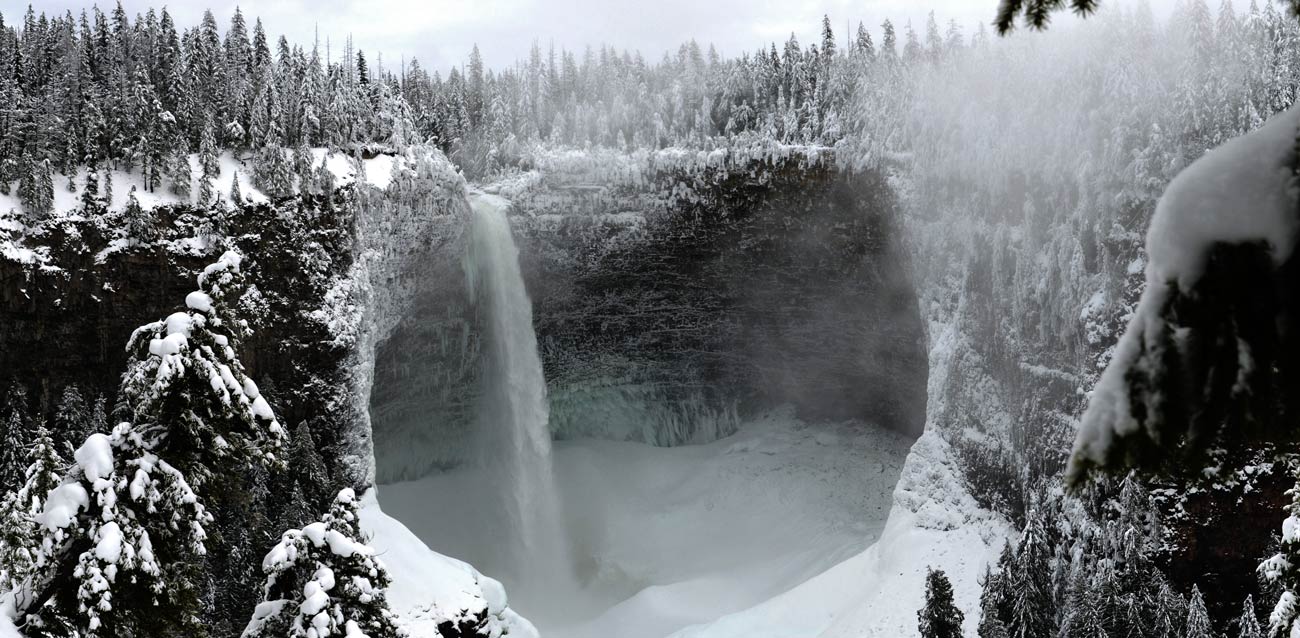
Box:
463, 192, 572, 602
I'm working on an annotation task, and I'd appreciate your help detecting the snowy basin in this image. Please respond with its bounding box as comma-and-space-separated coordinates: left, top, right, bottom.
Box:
375, 409, 911, 638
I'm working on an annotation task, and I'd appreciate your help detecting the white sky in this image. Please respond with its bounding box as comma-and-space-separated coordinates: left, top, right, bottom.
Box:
14, 0, 1208, 74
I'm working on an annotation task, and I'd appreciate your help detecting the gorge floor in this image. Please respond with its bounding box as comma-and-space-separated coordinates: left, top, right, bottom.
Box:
375, 409, 913, 638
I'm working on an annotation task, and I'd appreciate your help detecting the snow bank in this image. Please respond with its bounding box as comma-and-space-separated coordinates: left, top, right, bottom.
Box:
311, 149, 401, 191
0, 612, 18, 638
356, 490, 537, 638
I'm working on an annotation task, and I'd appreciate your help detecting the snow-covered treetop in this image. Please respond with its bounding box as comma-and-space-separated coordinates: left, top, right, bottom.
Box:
245, 489, 402, 638
1145, 103, 1300, 288
121, 249, 286, 485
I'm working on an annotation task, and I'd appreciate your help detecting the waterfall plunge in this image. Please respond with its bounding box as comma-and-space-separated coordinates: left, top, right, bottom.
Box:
464, 192, 571, 607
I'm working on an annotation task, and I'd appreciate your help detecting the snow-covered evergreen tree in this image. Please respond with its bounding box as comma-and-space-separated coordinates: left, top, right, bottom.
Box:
918, 568, 964, 638
253, 138, 293, 199
0, 385, 32, 488
1006, 511, 1055, 638
1238, 595, 1263, 638
977, 564, 1011, 638
17, 250, 286, 637
1186, 585, 1212, 638
199, 114, 221, 177
123, 186, 154, 245
165, 149, 193, 198
243, 488, 402, 638
53, 385, 92, 456
0, 421, 64, 598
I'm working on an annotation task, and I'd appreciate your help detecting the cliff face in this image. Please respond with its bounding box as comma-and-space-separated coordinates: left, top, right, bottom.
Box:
0, 194, 355, 465
367, 148, 929, 483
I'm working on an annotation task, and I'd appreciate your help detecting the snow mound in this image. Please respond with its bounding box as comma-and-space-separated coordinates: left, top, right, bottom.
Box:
669, 431, 1009, 638
75, 433, 115, 483
356, 490, 538, 638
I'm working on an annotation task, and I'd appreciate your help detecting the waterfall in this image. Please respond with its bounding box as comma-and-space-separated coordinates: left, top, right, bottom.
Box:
464, 192, 570, 599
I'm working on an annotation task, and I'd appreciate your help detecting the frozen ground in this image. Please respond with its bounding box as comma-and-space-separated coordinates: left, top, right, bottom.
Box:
375, 408, 913, 638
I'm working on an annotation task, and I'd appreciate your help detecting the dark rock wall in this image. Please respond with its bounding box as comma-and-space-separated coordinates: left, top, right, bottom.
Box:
0, 197, 354, 452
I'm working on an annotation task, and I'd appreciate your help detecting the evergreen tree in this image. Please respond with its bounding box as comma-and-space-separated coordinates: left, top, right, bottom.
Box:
977, 565, 1011, 638
856, 22, 875, 60
1237, 595, 1263, 638
89, 395, 107, 436
17, 158, 52, 219
199, 166, 216, 206
1007, 511, 1057, 638
0, 385, 31, 488
267, 421, 330, 535
881, 19, 899, 62
231, 170, 243, 203
919, 568, 965, 638
243, 489, 401, 638
0, 420, 63, 599
165, 149, 193, 198
19, 251, 287, 637
52, 385, 91, 456
123, 185, 153, 245
820, 15, 836, 62
101, 165, 112, 205
81, 160, 100, 209
253, 136, 293, 199
1186, 585, 1212, 638
925, 11, 944, 61
199, 114, 220, 177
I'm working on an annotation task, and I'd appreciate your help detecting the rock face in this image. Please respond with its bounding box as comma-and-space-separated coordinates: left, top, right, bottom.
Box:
0, 195, 355, 461
0, 148, 492, 637
368, 149, 929, 483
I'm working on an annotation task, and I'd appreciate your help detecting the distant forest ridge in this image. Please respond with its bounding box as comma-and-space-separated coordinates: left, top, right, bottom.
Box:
0, 0, 1295, 212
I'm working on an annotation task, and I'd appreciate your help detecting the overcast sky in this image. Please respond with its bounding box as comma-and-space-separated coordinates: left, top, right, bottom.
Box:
11, 0, 1204, 74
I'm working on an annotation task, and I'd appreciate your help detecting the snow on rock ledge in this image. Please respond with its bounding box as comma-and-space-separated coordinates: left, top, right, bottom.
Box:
357, 490, 537, 638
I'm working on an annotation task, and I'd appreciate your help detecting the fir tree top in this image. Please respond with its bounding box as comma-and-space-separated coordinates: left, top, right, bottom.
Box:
245, 488, 403, 638
120, 249, 286, 490
919, 567, 965, 638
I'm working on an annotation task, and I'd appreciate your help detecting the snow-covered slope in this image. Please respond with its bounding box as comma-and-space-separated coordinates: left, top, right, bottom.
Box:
668, 432, 1009, 638
358, 491, 538, 638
